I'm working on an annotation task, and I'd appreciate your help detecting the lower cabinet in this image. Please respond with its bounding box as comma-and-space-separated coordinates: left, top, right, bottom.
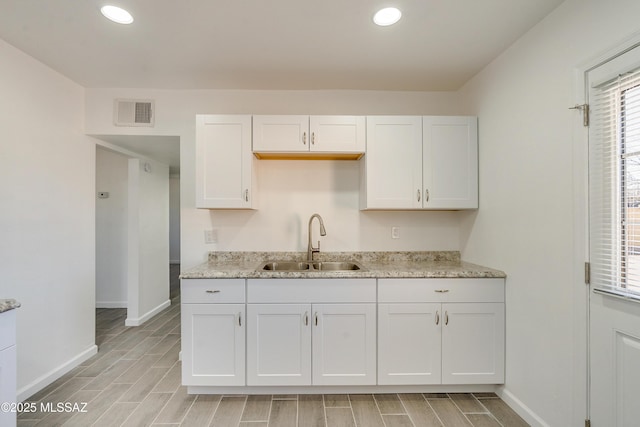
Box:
0, 309, 17, 427
246, 278, 377, 386
247, 303, 377, 386
181, 279, 246, 386
378, 278, 505, 385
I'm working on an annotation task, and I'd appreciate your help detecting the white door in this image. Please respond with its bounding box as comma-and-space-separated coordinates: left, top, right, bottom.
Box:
363, 116, 423, 209
195, 115, 253, 208
247, 304, 312, 386
312, 303, 376, 385
181, 303, 245, 386
309, 116, 365, 153
378, 303, 441, 385
252, 115, 309, 152
441, 303, 504, 385
588, 44, 640, 426
423, 116, 478, 209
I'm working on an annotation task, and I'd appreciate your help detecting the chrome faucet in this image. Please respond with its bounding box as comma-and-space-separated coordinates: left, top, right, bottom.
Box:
307, 213, 327, 262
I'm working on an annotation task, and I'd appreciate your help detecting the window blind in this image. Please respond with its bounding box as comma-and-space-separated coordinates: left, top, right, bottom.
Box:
590, 66, 640, 297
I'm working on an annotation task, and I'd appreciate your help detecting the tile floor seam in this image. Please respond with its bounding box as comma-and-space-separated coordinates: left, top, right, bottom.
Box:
422, 395, 446, 427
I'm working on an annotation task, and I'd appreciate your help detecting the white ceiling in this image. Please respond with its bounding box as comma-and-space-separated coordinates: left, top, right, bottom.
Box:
0, 0, 564, 91
0, 0, 564, 174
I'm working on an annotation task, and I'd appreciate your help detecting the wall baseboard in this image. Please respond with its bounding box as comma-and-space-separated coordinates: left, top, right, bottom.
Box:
497, 387, 550, 427
96, 301, 127, 308
17, 344, 98, 402
125, 299, 171, 326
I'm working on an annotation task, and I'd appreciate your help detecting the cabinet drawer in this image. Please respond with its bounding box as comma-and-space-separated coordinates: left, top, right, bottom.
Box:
378, 278, 504, 303
248, 279, 376, 303
181, 279, 245, 303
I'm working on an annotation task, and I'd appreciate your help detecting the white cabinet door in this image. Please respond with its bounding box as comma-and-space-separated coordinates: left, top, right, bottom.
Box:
247, 304, 312, 386
362, 116, 423, 209
441, 303, 505, 384
378, 303, 442, 385
195, 115, 255, 209
423, 116, 478, 209
181, 304, 245, 386
312, 303, 376, 386
309, 116, 365, 153
252, 115, 309, 152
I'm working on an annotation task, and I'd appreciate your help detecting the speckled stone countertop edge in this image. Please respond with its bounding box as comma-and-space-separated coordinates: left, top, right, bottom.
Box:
0, 299, 21, 313
180, 251, 506, 279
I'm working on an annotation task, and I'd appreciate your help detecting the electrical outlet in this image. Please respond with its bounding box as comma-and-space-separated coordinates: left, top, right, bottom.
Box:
391, 227, 400, 239
204, 229, 218, 244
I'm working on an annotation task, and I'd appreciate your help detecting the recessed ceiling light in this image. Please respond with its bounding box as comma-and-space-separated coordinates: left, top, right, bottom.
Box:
100, 5, 134, 24
373, 7, 402, 26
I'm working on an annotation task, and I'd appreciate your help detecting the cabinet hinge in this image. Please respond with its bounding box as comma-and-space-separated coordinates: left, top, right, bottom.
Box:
585, 262, 591, 285
569, 104, 589, 127
585, 419, 591, 427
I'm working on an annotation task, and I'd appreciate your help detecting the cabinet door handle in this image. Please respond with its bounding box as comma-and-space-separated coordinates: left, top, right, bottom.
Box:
311, 132, 316, 145
238, 312, 242, 327
445, 311, 449, 326
304, 312, 309, 326
435, 310, 440, 325
425, 189, 430, 202
314, 312, 318, 326
434, 289, 449, 293
205, 290, 220, 294
245, 189, 249, 202
303, 132, 307, 145
417, 189, 421, 202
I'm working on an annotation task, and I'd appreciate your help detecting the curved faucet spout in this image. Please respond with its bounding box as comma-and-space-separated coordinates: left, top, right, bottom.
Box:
308, 214, 327, 262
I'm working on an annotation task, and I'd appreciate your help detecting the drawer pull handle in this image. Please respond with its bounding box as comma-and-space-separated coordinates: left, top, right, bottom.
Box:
206, 290, 221, 294
304, 312, 309, 326
315, 312, 318, 326
434, 289, 449, 293
435, 311, 440, 325
238, 313, 242, 327
445, 311, 449, 326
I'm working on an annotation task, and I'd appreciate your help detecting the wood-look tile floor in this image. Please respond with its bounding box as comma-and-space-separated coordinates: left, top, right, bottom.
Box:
17, 289, 529, 426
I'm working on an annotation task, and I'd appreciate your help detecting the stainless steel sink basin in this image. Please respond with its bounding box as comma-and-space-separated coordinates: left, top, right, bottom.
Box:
311, 261, 361, 271
260, 260, 364, 272
261, 261, 311, 271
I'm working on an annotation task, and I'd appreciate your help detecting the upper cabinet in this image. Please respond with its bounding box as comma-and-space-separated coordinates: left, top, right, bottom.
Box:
195, 115, 256, 209
361, 115, 478, 210
423, 116, 478, 209
253, 115, 365, 159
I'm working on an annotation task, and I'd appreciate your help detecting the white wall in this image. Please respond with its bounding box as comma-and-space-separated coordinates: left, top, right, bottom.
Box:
458, 0, 640, 425
169, 176, 181, 263
0, 39, 97, 399
96, 148, 129, 307
126, 158, 170, 326
84, 89, 467, 269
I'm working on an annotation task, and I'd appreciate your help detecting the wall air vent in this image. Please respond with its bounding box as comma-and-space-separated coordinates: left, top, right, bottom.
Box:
114, 99, 154, 127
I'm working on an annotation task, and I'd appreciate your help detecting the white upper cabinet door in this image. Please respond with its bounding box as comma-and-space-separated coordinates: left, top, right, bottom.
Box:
378, 303, 442, 385
312, 303, 377, 386
246, 304, 312, 386
441, 302, 505, 384
195, 115, 255, 209
309, 116, 365, 153
362, 116, 423, 209
422, 116, 478, 209
252, 115, 309, 152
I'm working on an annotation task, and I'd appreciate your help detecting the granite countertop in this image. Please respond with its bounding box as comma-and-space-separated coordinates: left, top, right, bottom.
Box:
180, 251, 506, 279
0, 299, 21, 313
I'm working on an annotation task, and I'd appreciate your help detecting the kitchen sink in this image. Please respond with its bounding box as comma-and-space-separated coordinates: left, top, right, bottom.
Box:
260, 260, 363, 272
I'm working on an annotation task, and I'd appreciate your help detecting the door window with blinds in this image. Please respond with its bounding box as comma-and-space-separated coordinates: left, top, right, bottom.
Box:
590, 61, 640, 297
